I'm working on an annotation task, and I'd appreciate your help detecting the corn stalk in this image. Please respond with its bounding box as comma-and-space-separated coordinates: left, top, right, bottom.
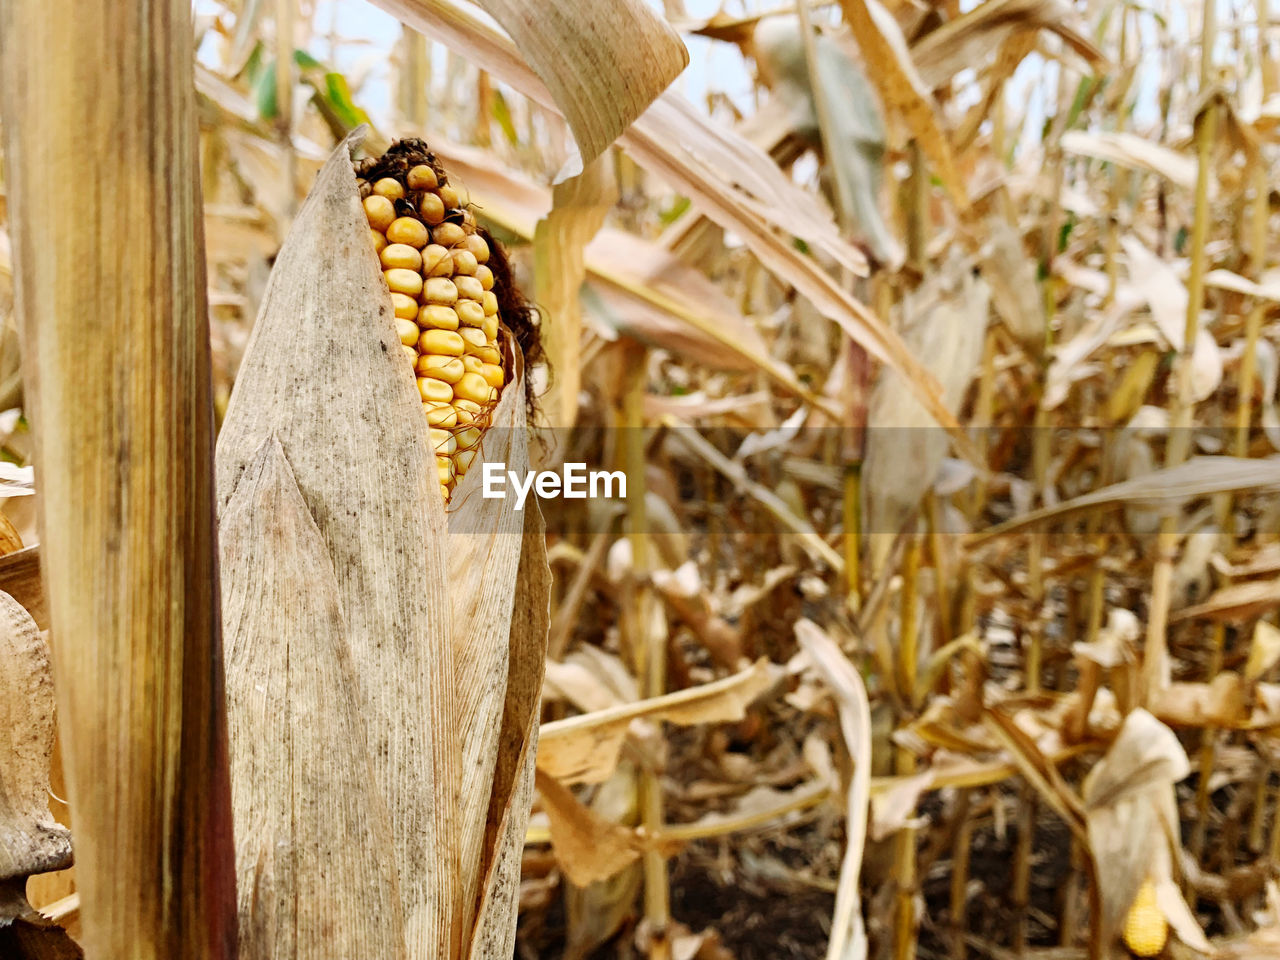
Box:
0, 0, 237, 955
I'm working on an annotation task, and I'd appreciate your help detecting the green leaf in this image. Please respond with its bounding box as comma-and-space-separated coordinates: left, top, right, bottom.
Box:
659, 195, 690, 226
322, 71, 370, 129
254, 59, 278, 120
293, 48, 323, 70
491, 89, 519, 146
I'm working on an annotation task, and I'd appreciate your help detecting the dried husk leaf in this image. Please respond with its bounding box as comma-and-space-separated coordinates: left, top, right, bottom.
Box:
0, 591, 71, 882
1082, 709, 1202, 948
447, 343, 542, 938
220, 437, 405, 960
215, 129, 457, 958
537, 659, 779, 784
467, 500, 550, 960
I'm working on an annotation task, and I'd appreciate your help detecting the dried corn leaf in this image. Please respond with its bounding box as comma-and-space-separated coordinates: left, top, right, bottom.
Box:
1246, 622, 1280, 684
220, 437, 405, 960
865, 265, 989, 535
1061, 130, 1196, 190
968, 456, 1280, 542
1170, 577, 1280, 623
537, 659, 779, 784
215, 129, 458, 958
535, 158, 613, 426
469, 0, 687, 180
838, 0, 968, 210
911, 0, 1104, 91
795, 620, 870, 960
0, 591, 71, 882
534, 770, 643, 886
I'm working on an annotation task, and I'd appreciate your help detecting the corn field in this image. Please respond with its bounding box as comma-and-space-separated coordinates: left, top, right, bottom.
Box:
2, 1, 1280, 959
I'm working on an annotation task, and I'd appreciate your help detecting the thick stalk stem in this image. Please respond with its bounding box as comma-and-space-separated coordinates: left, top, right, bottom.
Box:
0, 0, 237, 955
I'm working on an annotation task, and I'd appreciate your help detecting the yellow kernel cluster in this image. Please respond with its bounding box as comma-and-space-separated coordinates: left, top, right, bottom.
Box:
1122, 879, 1167, 957
358, 161, 505, 502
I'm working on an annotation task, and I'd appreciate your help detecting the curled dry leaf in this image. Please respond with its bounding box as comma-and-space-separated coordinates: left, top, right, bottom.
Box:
534, 770, 643, 887
467, 0, 688, 181
537, 659, 780, 785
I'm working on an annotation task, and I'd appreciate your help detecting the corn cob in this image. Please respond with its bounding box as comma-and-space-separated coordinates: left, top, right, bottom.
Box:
1122, 878, 1167, 957
356, 140, 506, 503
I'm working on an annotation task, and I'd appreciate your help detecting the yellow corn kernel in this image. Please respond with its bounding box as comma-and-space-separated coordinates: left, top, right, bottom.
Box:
401, 344, 418, 364
432, 222, 466, 247
456, 299, 486, 328
464, 233, 490, 264
453, 398, 481, 425
408, 164, 439, 191
419, 305, 459, 331
1122, 881, 1166, 958
424, 277, 458, 305
390, 292, 418, 320
363, 195, 396, 231
386, 217, 429, 248
395, 317, 419, 346
482, 315, 499, 341
436, 457, 454, 483
451, 249, 478, 276
419, 192, 445, 225
380, 243, 422, 272
437, 184, 459, 209
454, 447, 477, 475
481, 291, 498, 317
417, 354, 465, 384
454, 372, 494, 405
453, 276, 484, 301
419, 329, 466, 357
458, 326, 488, 354
480, 363, 504, 390
369, 228, 387, 253
424, 402, 458, 428
384, 268, 423, 298
418, 377, 453, 404
461, 356, 484, 374
430, 428, 457, 456
422, 244, 453, 277
453, 425, 482, 450
474, 345, 502, 365
475, 264, 494, 290
372, 177, 405, 200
